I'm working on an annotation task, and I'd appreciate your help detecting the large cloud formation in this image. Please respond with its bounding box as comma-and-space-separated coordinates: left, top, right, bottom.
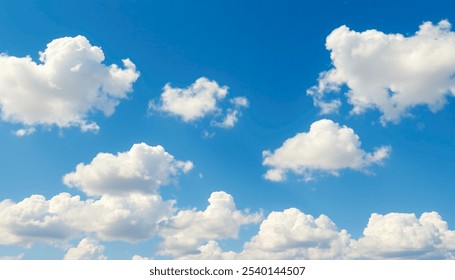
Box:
262, 119, 390, 181
307, 20, 455, 124
180, 209, 455, 260
349, 211, 455, 259
0, 143, 189, 246
150, 77, 248, 128
0, 35, 139, 133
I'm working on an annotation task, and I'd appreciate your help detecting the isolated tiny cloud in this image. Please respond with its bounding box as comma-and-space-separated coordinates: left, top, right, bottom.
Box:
63, 142, 193, 196
149, 77, 248, 129
157, 191, 262, 258
307, 20, 455, 124
64, 238, 107, 260
262, 119, 390, 182
0, 35, 139, 134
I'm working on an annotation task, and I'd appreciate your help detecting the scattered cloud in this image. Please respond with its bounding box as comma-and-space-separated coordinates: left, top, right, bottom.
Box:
262, 119, 390, 182
14, 127, 36, 137
64, 238, 107, 260
132, 255, 151, 260
0, 254, 24, 260
308, 20, 455, 124
157, 191, 262, 258
0, 35, 139, 133
149, 77, 248, 129
63, 143, 193, 196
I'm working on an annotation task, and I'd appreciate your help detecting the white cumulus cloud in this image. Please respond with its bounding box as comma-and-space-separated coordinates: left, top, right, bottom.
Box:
237, 208, 351, 259
64, 238, 107, 260
185, 209, 455, 260
0, 35, 139, 132
262, 119, 390, 181
0, 192, 175, 245
0, 143, 195, 246
150, 77, 248, 128
308, 20, 455, 124
0, 194, 75, 246
63, 143, 193, 196
157, 191, 262, 258
348, 211, 455, 259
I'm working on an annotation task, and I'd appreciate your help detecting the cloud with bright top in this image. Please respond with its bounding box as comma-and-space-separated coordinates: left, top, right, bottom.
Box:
308, 20, 455, 124
262, 119, 391, 182
157, 191, 262, 258
0, 35, 139, 134
150, 77, 248, 128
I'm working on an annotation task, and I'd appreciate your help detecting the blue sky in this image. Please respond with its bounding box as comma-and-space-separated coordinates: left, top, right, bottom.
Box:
1, 0, 455, 260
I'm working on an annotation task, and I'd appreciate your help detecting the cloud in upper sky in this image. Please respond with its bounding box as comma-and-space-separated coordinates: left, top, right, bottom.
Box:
157, 191, 262, 258
149, 77, 248, 128
262, 119, 390, 182
64, 238, 107, 260
0, 35, 139, 134
307, 20, 455, 124
63, 143, 193, 196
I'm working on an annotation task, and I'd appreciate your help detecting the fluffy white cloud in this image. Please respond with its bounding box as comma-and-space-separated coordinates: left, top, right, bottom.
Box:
348, 212, 455, 259
307, 20, 455, 124
262, 119, 391, 181
0, 194, 75, 246
150, 77, 248, 128
237, 208, 351, 259
64, 238, 107, 260
0, 143, 195, 245
0, 35, 139, 132
212, 97, 249, 128
0, 192, 175, 245
186, 209, 455, 260
63, 143, 193, 196
52, 192, 175, 242
157, 191, 262, 257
